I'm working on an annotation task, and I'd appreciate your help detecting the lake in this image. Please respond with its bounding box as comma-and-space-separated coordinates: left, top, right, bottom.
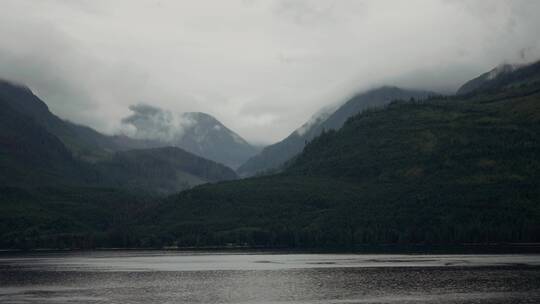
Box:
1, 251, 539, 303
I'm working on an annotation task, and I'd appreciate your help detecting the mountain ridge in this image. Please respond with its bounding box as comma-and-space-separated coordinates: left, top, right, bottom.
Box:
237, 86, 435, 177
457, 60, 540, 95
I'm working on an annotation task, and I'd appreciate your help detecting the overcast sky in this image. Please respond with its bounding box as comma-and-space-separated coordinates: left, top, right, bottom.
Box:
1, 0, 539, 144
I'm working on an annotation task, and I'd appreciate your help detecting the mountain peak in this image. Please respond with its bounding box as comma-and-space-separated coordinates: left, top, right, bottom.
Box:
121, 105, 258, 168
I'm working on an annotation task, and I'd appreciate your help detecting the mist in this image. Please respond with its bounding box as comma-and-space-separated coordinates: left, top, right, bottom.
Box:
121, 104, 196, 143
1, 0, 539, 144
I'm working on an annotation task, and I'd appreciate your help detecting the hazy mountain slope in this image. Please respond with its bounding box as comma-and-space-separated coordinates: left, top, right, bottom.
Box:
96, 147, 238, 194
0, 80, 161, 162
238, 86, 434, 177
122, 106, 259, 169
142, 81, 540, 248
175, 112, 259, 169
457, 60, 540, 95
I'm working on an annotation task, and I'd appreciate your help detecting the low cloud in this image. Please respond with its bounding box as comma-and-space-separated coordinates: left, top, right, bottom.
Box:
121, 104, 195, 143
1, 0, 539, 144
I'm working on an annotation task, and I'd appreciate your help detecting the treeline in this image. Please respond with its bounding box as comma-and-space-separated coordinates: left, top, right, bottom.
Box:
133, 176, 539, 249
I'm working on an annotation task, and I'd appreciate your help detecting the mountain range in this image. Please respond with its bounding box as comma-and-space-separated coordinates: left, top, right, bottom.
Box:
1, 60, 540, 249
457, 60, 540, 95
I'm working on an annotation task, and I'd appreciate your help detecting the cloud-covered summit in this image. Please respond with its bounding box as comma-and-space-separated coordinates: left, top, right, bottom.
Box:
122, 104, 196, 143
121, 104, 259, 168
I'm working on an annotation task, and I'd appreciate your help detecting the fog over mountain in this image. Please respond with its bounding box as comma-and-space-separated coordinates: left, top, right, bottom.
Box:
121, 104, 259, 168
1, 0, 540, 144
121, 104, 197, 143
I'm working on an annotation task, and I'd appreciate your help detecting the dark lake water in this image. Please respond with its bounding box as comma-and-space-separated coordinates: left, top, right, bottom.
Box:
1, 251, 539, 303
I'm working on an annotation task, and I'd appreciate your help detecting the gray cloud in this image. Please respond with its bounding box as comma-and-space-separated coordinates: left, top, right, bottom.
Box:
1, 0, 539, 144
122, 104, 196, 142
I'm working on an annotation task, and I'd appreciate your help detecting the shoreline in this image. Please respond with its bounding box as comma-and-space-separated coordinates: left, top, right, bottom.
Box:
2, 243, 540, 255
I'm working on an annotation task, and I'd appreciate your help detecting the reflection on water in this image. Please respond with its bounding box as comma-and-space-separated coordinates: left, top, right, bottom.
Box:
1, 251, 539, 303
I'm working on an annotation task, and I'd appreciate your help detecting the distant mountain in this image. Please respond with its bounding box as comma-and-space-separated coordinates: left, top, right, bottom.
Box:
122, 105, 259, 169
457, 60, 540, 95
176, 112, 259, 169
237, 86, 434, 177
0, 79, 238, 193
